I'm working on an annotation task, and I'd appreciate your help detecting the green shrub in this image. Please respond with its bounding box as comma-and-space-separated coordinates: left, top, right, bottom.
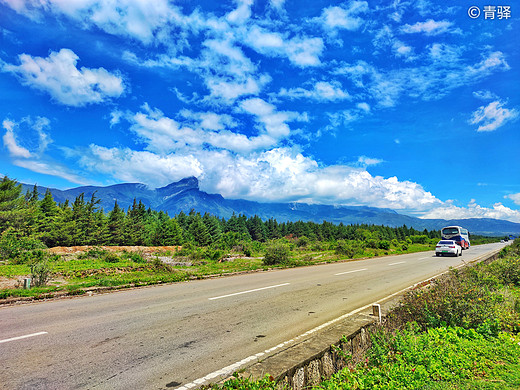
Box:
30, 259, 52, 287
78, 247, 108, 259
122, 251, 146, 263
263, 242, 290, 265
102, 252, 120, 263
378, 240, 391, 250
0, 228, 46, 260
334, 240, 357, 258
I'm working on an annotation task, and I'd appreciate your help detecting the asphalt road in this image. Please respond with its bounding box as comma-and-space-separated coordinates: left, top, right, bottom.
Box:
0, 242, 506, 390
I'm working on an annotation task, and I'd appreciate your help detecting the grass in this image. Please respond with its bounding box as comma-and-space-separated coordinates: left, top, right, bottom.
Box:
204, 240, 520, 390
0, 242, 436, 299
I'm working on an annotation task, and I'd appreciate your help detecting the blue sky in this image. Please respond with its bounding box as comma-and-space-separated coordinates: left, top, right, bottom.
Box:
0, 0, 519, 222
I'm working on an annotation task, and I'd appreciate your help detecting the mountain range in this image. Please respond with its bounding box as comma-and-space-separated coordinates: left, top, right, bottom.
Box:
22, 177, 520, 236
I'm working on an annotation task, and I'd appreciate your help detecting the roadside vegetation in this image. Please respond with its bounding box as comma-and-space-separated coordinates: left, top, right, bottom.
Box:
0, 176, 503, 299
207, 239, 520, 390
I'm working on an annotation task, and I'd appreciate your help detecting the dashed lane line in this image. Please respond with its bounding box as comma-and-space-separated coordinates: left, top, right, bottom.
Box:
334, 268, 367, 276
208, 283, 290, 301
388, 261, 406, 266
0, 331, 48, 344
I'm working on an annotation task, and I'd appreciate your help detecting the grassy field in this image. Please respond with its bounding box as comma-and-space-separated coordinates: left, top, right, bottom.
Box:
0, 241, 434, 299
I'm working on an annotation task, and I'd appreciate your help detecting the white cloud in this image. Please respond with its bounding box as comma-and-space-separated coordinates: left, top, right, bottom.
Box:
244, 26, 324, 67
122, 103, 300, 155
357, 156, 383, 166
2, 48, 125, 106
240, 98, 301, 139
79, 145, 204, 187
278, 81, 350, 101
401, 19, 454, 35
76, 142, 442, 211
334, 51, 510, 107
422, 200, 520, 223
473, 90, 498, 101
226, 0, 253, 25
469, 101, 518, 132
505, 193, 520, 206
2, 0, 180, 45
2, 119, 32, 158
13, 159, 90, 185
316, 2, 369, 33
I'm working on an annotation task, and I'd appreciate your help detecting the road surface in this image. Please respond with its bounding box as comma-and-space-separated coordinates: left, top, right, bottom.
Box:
0, 242, 506, 390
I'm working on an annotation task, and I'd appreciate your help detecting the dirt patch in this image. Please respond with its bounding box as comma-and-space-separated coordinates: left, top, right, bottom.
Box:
47, 245, 182, 255
0, 276, 26, 289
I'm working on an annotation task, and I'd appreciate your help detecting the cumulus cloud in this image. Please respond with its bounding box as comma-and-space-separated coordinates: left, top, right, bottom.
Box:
505, 193, 520, 206
244, 26, 324, 67
1, 0, 179, 45
2, 116, 53, 158
469, 101, 518, 132
2, 116, 88, 184
316, 2, 369, 33
2, 48, 125, 106
2, 119, 32, 158
121, 102, 301, 154
422, 200, 520, 223
76, 142, 442, 211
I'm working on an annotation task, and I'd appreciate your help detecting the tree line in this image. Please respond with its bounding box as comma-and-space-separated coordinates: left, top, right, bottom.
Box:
0, 176, 441, 250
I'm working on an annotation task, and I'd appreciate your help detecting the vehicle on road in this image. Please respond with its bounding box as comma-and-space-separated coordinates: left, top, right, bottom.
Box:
435, 240, 462, 257
441, 226, 470, 249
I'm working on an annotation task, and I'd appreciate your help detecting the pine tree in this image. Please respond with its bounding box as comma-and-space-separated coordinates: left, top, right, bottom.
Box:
105, 201, 126, 245
0, 176, 25, 233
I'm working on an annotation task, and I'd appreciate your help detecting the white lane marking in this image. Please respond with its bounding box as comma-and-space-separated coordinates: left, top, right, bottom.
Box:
208, 283, 290, 301
419, 256, 431, 260
175, 302, 376, 390
178, 249, 500, 390
334, 268, 367, 276
0, 331, 48, 344
388, 261, 406, 266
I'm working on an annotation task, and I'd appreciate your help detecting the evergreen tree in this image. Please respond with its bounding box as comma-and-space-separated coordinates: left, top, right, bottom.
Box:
188, 214, 211, 246
105, 201, 126, 245
0, 176, 26, 233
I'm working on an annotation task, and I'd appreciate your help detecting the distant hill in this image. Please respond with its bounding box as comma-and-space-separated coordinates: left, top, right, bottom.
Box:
22, 177, 520, 236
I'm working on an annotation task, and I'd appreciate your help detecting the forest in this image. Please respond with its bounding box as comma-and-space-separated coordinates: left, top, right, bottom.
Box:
0, 175, 502, 297
0, 175, 444, 250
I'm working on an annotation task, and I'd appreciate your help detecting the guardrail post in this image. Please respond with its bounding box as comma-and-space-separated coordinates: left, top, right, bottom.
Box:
372, 304, 381, 323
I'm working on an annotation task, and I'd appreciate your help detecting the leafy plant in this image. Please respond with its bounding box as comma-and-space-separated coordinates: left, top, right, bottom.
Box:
30, 259, 52, 287
263, 242, 290, 265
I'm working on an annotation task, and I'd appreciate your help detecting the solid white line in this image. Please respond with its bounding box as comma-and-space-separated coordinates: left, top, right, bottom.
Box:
178, 247, 500, 389
0, 331, 48, 344
334, 268, 367, 276
208, 283, 290, 300
388, 261, 406, 266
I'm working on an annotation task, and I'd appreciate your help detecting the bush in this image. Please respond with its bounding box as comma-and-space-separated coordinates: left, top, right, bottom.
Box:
122, 251, 146, 263
0, 228, 46, 260
77, 247, 108, 259
102, 252, 120, 263
378, 240, 391, 250
30, 259, 52, 287
335, 240, 356, 258
296, 236, 309, 248
263, 242, 290, 265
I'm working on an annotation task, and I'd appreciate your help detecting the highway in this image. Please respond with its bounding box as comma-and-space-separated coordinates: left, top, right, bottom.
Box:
0, 242, 506, 390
